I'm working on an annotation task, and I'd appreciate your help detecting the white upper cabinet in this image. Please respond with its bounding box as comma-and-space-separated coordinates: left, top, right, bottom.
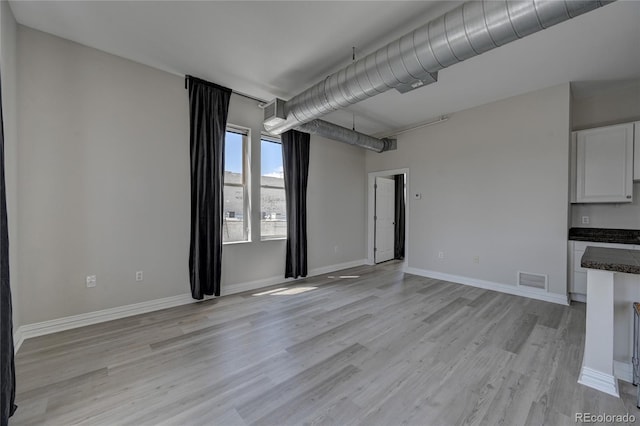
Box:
572, 122, 634, 203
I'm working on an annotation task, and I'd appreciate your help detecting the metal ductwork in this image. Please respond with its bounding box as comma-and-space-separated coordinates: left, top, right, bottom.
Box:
265, 0, 614, 148
295, 119, 396, 153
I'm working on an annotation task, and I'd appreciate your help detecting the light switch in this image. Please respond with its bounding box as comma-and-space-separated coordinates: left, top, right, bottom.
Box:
414, 193, 422, 200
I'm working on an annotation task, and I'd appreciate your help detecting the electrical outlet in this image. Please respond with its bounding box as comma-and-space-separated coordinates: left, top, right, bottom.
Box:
438, 251, 444, 259
136, 271, 143, 282
86, 275, 96, 288
581, 216, 590, 225
473, 256, 480, 264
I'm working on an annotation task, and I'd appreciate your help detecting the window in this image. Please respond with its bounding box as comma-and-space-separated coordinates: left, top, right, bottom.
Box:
223, 126, 249, 243
261, 136, 287, 240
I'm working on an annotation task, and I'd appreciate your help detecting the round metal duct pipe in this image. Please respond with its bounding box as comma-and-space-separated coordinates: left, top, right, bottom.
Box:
265, 0, 614, 136
295, 120, 395, 153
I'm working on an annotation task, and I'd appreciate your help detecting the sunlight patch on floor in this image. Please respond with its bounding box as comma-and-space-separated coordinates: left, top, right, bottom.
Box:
252, 287, 317, 296
252, 288, 288, 296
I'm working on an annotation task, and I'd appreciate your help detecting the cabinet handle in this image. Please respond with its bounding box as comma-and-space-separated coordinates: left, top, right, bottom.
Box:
627, 195, 632, 199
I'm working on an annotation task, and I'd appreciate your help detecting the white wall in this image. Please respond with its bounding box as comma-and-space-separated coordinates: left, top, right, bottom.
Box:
307, 135, 366, 270
1, 0, 20, 331
17, 26, 366, 325
571, 184, 640, 229
366, 84, 571, 297
572, 80, 640, 131
570, 80, 640, 229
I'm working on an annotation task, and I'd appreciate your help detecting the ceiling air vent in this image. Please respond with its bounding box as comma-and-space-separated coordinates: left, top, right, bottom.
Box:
518, 271, 547, 291
263, 98, 286, 127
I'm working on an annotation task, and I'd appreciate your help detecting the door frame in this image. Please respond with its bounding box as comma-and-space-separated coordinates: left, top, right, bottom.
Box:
374, 176, 396, 264
367, 168, 410, 266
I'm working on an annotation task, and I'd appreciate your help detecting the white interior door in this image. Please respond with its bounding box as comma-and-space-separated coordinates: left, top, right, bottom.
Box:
375, 177, 395, 264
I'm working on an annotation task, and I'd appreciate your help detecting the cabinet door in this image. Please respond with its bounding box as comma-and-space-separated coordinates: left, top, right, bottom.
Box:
576, 123, 634, 203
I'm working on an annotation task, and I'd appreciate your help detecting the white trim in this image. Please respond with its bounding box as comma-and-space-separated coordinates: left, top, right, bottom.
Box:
220, 275, 291, 296
222, 259, 367, 296
13, 259, 367, 353
260, 133, 281, 144
367, 168, 409, 266
614, 361, 633, 383
578, 365, 620, 397
13, 326, 24, 353
570, 293, 587, 303
404, 266, 569, 306
226, 123, 250, 136
15, 293, 195, 352
225, 122, 251, 242
308, 259, 367, 277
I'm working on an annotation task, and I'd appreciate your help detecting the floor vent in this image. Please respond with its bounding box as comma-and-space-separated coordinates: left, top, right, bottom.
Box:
518, 271, 547, 291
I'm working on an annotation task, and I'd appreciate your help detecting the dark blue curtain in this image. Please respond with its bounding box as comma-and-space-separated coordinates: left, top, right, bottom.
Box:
282, 130, 310, 279
0, 71, 17, 425
187, 76, 231, 299
394, 174, 405, 260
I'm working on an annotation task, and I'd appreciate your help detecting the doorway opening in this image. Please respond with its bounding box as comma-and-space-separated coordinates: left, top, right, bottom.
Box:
367, 169, 409, 266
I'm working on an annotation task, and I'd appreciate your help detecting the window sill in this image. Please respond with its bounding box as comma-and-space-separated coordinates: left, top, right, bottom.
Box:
222, 238, 287, 245
223, 240, 251, 246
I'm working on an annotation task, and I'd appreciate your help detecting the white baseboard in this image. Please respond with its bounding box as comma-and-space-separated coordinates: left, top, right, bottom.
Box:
404, 267, 569, 306
221, 275, 294, 296
614, 361, 634, 383
579, 365, 620, 397
570, 293, 587, 304
221, 259, 367, 296
12, 326, 24, 353
308, 259, 368, 277
14, 293, 195, 352
14, 258, 367, 353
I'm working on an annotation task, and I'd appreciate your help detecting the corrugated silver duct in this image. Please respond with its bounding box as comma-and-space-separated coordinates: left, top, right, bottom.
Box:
265, 0, 614, 137
294, 120, 396, 153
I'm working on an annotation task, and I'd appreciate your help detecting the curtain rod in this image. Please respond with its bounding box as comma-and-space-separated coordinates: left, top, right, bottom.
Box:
185, 75, 231, 93
185, 75, 267, 105
234, 91, 268, 105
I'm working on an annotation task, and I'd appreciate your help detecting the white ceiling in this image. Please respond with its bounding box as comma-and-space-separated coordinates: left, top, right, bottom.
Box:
9, 0, 640, 136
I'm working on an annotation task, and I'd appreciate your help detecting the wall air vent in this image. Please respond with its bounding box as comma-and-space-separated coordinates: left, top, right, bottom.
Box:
517, 271, 548, 291
395, 73, 438, 94
263, 98, 286, 127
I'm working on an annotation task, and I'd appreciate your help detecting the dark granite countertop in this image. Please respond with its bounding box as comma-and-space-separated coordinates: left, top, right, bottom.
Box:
569, 228, 640, 245
581, 246, 640, 274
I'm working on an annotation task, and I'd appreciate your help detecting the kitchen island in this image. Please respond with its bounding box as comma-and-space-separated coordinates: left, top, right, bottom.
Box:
579, 246, 640, 397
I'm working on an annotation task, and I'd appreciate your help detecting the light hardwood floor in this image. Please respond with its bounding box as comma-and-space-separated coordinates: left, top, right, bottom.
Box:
11, 261, 640, 425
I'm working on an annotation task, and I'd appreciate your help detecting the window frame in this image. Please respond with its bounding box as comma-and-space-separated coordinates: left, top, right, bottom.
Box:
223, 124, 251, 244
260, 133, 287, 241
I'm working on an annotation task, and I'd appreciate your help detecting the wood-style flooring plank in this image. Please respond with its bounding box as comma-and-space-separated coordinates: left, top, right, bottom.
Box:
11, 260, 640, 425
